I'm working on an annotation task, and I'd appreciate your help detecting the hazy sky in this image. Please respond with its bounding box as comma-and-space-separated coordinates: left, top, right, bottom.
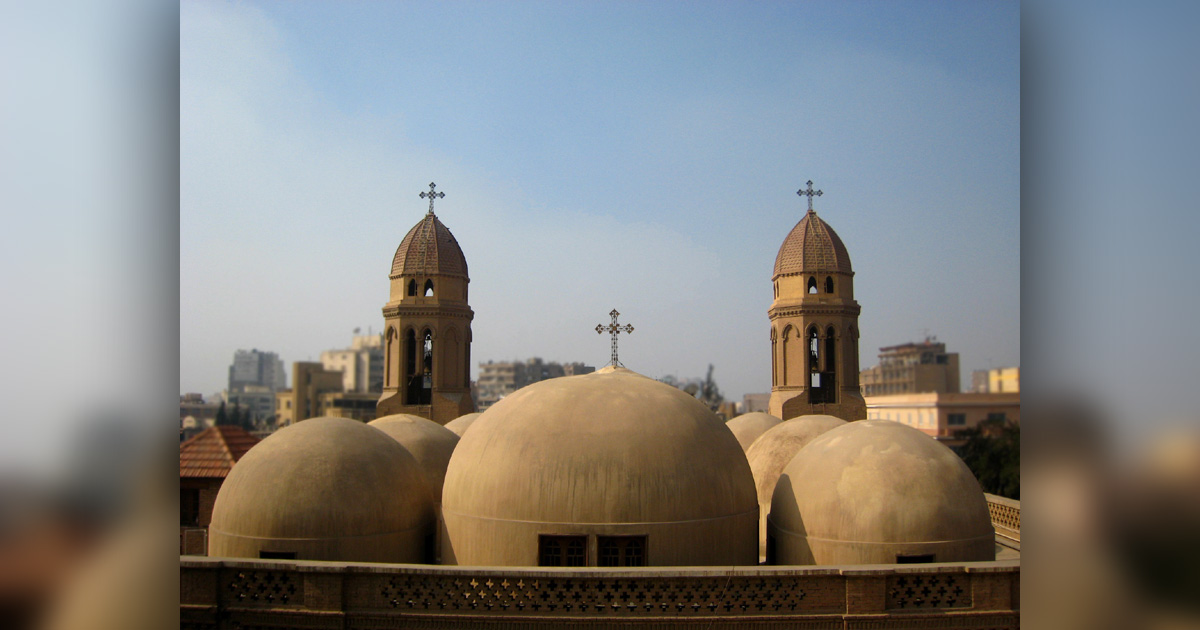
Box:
181, 1, 1019, 402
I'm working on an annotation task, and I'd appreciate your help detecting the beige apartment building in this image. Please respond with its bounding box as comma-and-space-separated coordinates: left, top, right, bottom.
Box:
859, 339, 960, 396
865, 391, 1020, 445
274, 362, 344, 427
320, 333, 385, 394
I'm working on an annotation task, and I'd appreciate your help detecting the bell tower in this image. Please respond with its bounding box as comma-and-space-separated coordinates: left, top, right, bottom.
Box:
377, 183, 475, 424
768, 181, 866, 422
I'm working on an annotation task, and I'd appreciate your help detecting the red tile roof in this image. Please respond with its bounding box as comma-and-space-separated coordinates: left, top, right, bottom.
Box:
179, 425, 260, 479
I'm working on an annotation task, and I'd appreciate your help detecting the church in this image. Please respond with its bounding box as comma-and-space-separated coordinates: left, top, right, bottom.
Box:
181, 181, 1019, 628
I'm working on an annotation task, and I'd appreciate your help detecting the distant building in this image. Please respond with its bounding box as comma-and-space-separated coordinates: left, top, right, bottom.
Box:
859, 338, 960, 397
228, 349, 286, 392
742, 393, 770, 414
865, 391, 1020, 446
969, 367, 1020, 393
275, 362, 344, 427
179, 393, 219, 439
474, 358, 595, 410
226, 384, 275, 425
318, 391, 380, 422
321, 333, 385, 394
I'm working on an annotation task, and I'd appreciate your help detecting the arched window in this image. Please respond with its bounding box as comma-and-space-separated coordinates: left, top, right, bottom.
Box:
424, 279, 434, 297
807, 277, 818, 294
385, 327, 396, 386
825, 276, 834, 294
404, 329, 417, 403
407, 279, 417, 296
807, 326, 820, 374
825, 326, 837, 372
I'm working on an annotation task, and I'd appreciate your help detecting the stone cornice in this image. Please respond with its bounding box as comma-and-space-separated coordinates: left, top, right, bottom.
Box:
769, 304, 861, 319
382, 305, 475, 319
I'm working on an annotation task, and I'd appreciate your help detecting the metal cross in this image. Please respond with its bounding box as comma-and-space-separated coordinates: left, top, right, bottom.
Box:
595, 309, 634, 367
419, 182, 445, 214
797, 179, 823, 212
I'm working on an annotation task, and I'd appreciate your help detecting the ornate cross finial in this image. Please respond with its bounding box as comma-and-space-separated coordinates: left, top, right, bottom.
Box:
797, 179, 823, 213
595, 309, 634, 367
419, 182, 445, 214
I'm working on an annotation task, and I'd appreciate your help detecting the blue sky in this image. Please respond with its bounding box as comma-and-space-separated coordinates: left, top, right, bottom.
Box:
180, 1, 1019, 402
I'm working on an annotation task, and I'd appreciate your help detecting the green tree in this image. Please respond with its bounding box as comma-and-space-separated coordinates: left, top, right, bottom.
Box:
956, 418, 1020, 499
214, 400, 229, 426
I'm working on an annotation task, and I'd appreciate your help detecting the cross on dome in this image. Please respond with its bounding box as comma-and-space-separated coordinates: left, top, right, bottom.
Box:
595, 309, 634, 367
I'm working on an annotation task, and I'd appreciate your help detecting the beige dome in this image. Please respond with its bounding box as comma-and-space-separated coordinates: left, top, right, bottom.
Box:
773, 209, 853, 279
768, 420, 993, 565
390, 210, 468, 279
442, 366, 758, 566
368, 414, 460, 502
209, 417, 434, 563
745, 414, 846, 557
443, 412, 482, 437
726, 412, 783, 451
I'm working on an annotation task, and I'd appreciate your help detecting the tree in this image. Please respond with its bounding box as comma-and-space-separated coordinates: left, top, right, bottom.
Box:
214, 400, 229, 426
698, 364, 723, 412
956, 418, 1020, 500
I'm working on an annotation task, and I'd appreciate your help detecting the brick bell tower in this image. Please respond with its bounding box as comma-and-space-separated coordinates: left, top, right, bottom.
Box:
377, 183, 475, 424
768, 180, 866, 422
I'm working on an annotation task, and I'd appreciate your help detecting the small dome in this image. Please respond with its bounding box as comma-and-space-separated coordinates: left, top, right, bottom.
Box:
368, 414, 460, 502
443, 412, 482, 437
390, 212, 468, 279
725, 412, 783, 451
773, 210, 853, 279
442, 366, 758, 566
745, 415, 846, 557
209, 417, 434, 562
769, 420, 993, 565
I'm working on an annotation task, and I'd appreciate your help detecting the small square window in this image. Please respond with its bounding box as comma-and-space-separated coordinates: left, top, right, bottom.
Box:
598, 536, 646, 567
539, 535, 587, 567
896, 553, 935, 564
259, 550, 297, 560
948, 413, 966, 426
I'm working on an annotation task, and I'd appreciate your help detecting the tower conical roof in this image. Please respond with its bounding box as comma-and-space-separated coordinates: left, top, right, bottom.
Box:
390, 212, 468, 279
773, 210, 853, 279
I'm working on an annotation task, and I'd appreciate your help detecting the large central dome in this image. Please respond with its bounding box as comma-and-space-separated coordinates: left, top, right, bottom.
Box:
773, 210, 853, 279
390, 211, 468, 279
441, 366, 758, 566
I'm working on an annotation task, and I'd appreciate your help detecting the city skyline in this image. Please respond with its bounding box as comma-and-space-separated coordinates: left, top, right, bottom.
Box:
181, 1, 1019, 403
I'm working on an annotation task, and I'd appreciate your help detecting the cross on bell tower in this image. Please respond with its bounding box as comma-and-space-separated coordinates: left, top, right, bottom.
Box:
419, 182, 445, 215
595, 309, 634, 367
797, 180, 823, 213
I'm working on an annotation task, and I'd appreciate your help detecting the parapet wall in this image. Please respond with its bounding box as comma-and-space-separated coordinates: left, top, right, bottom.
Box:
181, 558, 1019, 629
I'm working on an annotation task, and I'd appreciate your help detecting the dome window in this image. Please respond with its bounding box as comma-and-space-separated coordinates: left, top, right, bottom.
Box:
825, 276, 834, 294
807, 277, 818, 294
424, 279, 434, 297
598, 535, 647, 567
539, 535, 587, 566
407, 279, 418, 296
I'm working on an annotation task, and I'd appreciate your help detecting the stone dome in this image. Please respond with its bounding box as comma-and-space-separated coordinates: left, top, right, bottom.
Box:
745, 415, 846, 557
443, 412, 482, 437
725, 412, 783, 451
768, 420, 994, 565
773, 210, 853, 279
368, 414, 460, 503
442, 366, 758, 566
390, 211, 468, 279
208, 417, 434, 563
